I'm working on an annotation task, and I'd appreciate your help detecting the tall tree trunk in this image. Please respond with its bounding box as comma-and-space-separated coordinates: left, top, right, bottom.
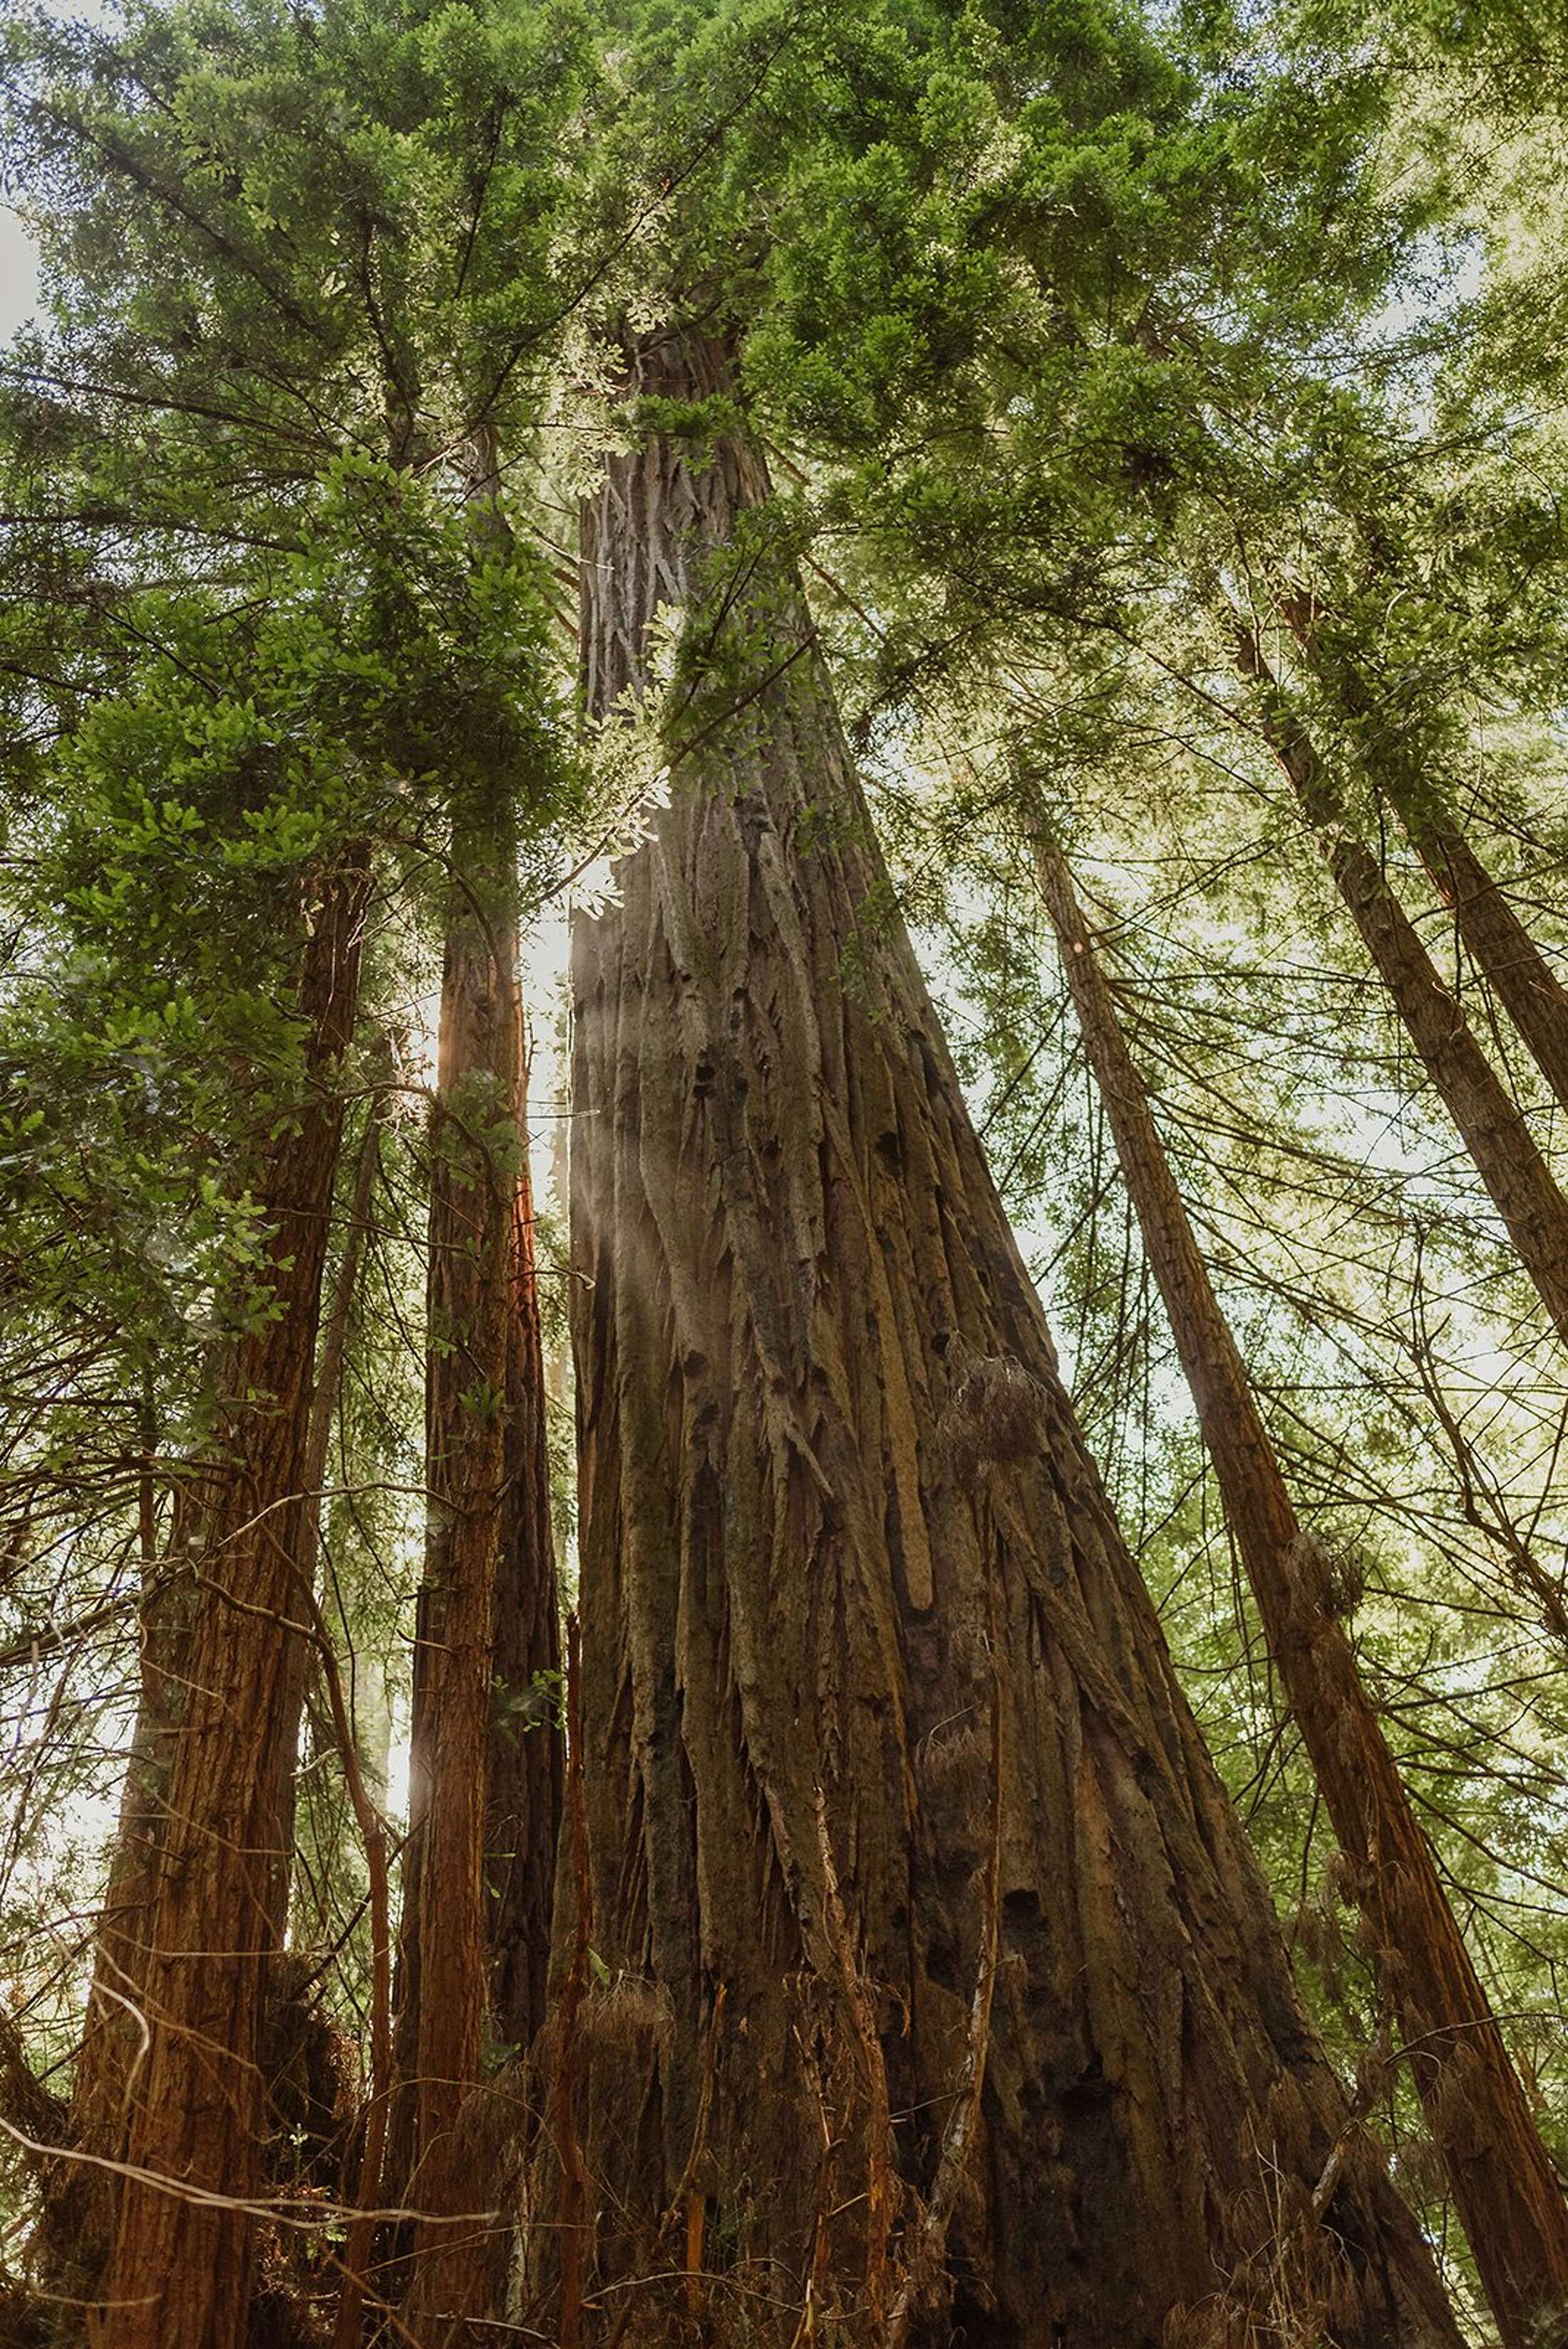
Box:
487, 1075, 563, 2063
1405, 812, 1568, 1115
557, 322, 1462, 2349
1276, 594, 1568, 1122
399, 785, 515, 2334
1032, 818, 1568, 2349
398, 765, 560, 2339
96, 847, 371, 2349
41, 1122, 379, 2318
1230, 616, 1568, 1348
271, 1098, 386, 1948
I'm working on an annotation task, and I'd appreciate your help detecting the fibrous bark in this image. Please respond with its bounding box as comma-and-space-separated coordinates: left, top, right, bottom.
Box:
1231, 618, 1568, 1351
39, 1105, 378, 2330
396, 763, 560, 2340
399, 789, 519, 2330
1401, 816, 1568, 1115
557, 323, 1463, 2348
1033, 818, 1568, 2349
1417, 816, 1568, 1102
487, 1079, 563, 2064
96, 847, 371, 2349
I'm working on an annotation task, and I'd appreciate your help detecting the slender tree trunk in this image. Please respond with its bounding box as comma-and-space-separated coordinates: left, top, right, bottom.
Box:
43, 1124, 379, 2316
1033, 819, 1568, 2349
1230, 618, 1568, 1348
1274, 594, 1568, 1121
392, 436, 562, 2337
487, 1069, 563, 2063
271, 1099, 385, 1947
1407, 813, 1568, 1115
96, 847, 371, 2349
557, 322, 1462, 2348
399, 785, 517, 2336
397, 756, 560, 2338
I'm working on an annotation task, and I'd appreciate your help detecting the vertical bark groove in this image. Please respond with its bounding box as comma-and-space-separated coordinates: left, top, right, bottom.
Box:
271, 1098, 385, 1952
487, 1036, 564, 2066
35, 1532, 195, 2313
1390, 805, 1568, 1118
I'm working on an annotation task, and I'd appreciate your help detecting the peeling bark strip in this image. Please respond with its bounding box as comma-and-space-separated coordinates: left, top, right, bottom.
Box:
562, 323, 1462, 2346
96, 847, 371, 2349
1231, 617, 1568, 1349
1033, 821, 1568, 2349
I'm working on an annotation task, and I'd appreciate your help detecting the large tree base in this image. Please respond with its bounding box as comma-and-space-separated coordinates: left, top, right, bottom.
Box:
544, 324, 1463, 2349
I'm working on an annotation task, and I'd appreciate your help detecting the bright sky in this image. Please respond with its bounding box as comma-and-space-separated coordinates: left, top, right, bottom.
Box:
0, 211, 41, 339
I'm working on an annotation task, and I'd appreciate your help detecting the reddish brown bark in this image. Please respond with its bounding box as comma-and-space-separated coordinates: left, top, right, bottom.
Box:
396, 768, 562, 2339
400, 791, 520, 2337
95, 847, 371, 2349
556, 323, 1462, 2348
41, 1117, 378, 2328
1232, 620, 1568, 1350
1033, 820, 1568, 2349
270, 1101, 385, 1948
487, 1068, 564, 2063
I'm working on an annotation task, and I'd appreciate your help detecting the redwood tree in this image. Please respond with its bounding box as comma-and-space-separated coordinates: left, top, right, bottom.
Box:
395, 453, 566, 2337
557, 322, 1463, 2348
487, 1068, 564, 2065
98, 845, 371, 2349
396, 760, 562, 2336
37, 1515, 197, 2310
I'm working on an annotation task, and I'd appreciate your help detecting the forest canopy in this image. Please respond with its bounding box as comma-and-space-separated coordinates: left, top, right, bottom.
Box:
2, 0, 1568, 2344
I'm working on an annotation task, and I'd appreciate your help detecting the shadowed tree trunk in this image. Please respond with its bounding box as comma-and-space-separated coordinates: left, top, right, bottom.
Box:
96, 847, 371, 2349
38, 1121, 380, 2325
487, 1083, 563, 2063
1406, 812, 1568, 1113
271, 1098, 386, 1947
396, 754, 562, 2340
1032, 817, 1568, 2349
470, 440, 562, 2087
1230, 616, 1568, 1350
557, 321, 1463, 2349
391, 435, 564, 2335
399, 780, 521, 2336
